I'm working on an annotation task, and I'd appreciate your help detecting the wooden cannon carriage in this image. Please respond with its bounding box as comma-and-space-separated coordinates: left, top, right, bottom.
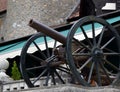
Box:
20, 14, 120, 88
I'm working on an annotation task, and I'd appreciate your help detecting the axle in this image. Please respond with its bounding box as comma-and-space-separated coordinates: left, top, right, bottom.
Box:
29, 19, 67, 44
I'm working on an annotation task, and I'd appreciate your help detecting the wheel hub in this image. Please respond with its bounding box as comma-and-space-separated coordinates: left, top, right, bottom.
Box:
92, 47, 103, 58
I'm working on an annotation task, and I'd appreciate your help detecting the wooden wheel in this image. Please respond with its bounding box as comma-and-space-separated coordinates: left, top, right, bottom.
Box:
66, 16, 120, 86
20, 33, 71, 87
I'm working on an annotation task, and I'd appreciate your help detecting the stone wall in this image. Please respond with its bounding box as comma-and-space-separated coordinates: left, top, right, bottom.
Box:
0, 14, 6, 42
17, 84, 120, 92
0, 0, 7, 12
2, 0, 78, 41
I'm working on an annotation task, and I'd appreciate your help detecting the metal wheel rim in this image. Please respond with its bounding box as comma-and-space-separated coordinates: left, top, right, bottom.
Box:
66, 16, 120, 86
20, 33, 70, 87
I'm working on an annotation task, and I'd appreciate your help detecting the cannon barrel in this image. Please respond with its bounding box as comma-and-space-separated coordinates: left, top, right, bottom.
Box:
29, 19, 67, 44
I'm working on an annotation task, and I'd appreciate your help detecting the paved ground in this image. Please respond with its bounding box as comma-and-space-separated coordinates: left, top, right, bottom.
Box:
15, 84, 120, 92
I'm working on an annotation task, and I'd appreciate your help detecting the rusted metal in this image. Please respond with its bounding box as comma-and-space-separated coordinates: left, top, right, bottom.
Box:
29, 19, 67, 44
20, 14, 120, 87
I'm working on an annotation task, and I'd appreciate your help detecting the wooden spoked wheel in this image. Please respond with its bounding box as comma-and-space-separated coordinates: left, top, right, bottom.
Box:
20, 33, 71, 87
66, 16, 120, 86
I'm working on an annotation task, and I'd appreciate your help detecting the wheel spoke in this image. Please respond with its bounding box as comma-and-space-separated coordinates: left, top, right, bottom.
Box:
72, 47, 86, 54
33, 41, 47, 59
103, 52, 120, 56
88, 62, 95, 83
53, 40, 57, 48
73, 38, 91, 51
72, 52, 91, 56
81, 26, 93, 47
59, 66, 70, 71
78, 57, 92, 71
101, 37, 115, 49
33, 68, 48, 84
103, 58, 119, 71
52, 40, 57, 55
44, 71, 50, 86
92, 22, 97, 46
45, 55, 57, 63
27, 53, 44, 62
95, 61, 101, 86
51, 71, 56, 85
57, 67, 71, 74
44, 36, 50, 57
103, 48, 120, 56
99, 61, 112, 84
54, 70, 65, 84
104, 48, 118, 53
26, 65, 46, 71
97, 26, 106, 47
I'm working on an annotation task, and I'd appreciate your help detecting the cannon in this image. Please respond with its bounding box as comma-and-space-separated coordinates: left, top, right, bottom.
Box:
20, 16, 120, 88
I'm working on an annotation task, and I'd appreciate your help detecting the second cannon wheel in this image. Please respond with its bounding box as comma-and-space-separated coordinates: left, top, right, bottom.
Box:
20, 33, 71, 87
